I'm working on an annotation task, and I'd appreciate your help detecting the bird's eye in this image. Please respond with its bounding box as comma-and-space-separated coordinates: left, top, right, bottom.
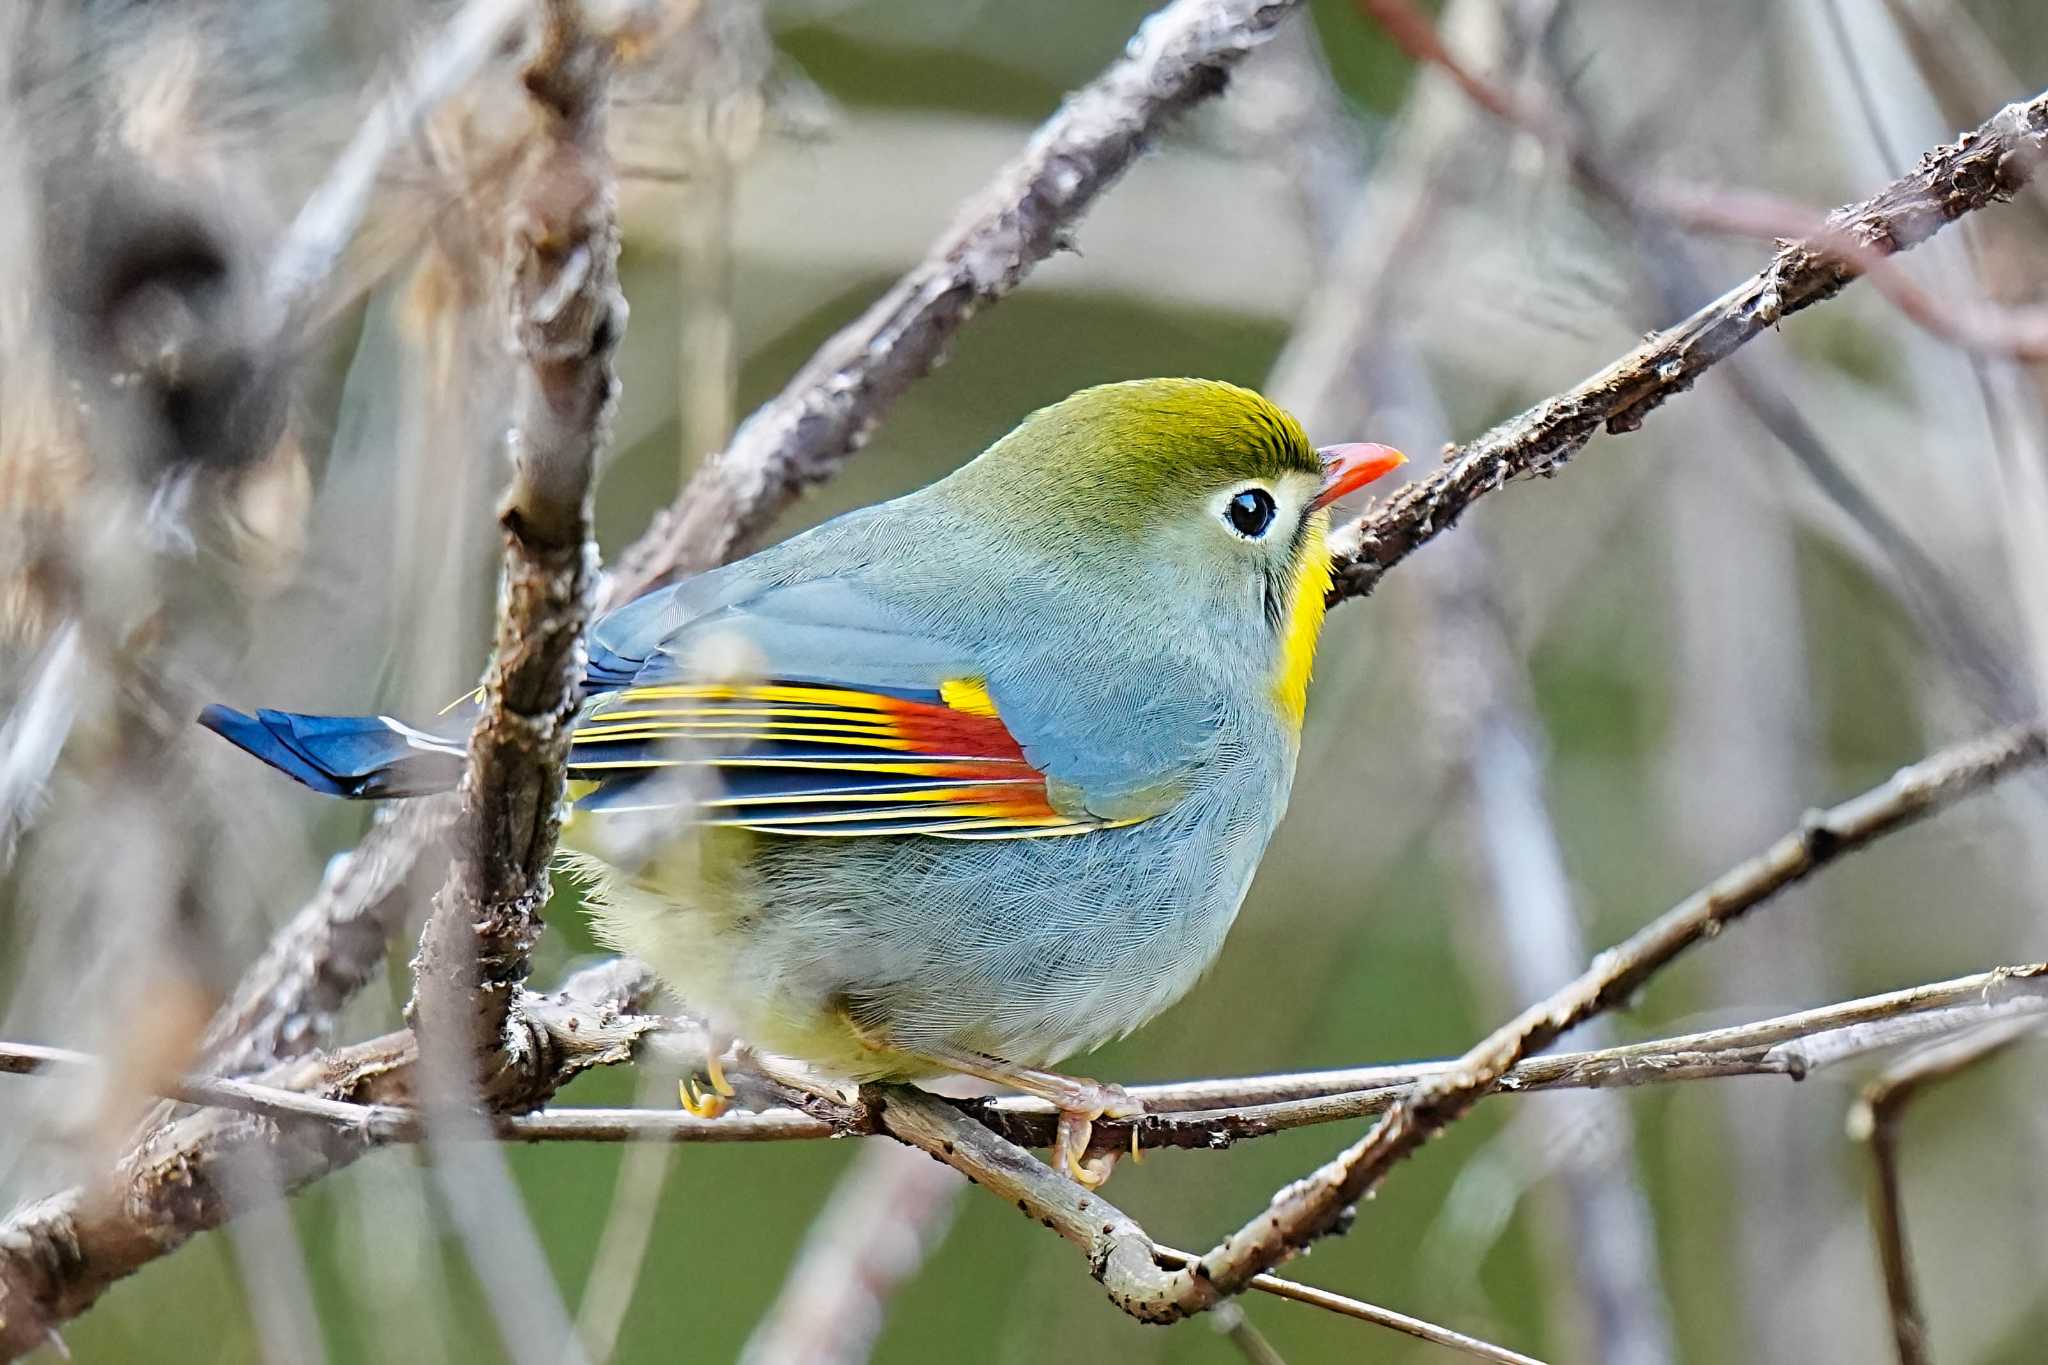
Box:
1225, 488, 1277, 538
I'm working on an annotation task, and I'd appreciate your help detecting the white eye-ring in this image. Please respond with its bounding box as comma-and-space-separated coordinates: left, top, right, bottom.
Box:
1222, 485, 1279, 539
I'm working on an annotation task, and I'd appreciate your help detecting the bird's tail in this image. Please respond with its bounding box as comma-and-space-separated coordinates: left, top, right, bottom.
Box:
198, 705, 468, 798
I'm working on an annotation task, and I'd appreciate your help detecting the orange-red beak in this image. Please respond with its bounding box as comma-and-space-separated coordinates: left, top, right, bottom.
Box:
1311, 442, 1407, 511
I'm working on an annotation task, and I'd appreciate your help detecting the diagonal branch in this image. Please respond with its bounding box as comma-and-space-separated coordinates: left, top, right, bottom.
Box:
4, 954, 2040, 1358
873, 1089, 1548, 1365
604, 0, 1303, 605
1117, 724, 2046, 1320
0, 959, 659, 1359
1327, 86, 2048, 604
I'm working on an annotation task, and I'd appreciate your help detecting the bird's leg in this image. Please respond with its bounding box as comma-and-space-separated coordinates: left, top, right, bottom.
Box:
903, 1043, 1143, 1189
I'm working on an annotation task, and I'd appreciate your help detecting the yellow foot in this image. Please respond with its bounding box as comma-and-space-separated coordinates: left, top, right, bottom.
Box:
1049, 1080, 1143, 1189
678, 1074, 730, 1120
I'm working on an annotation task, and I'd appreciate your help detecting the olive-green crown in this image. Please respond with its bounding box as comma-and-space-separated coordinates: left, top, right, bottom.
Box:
958, 379, 1321, 532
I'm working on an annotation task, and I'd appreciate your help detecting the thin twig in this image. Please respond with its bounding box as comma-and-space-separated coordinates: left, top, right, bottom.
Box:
0, 959, 658, 1358
11, 965, 2046, 1150
1153, 1247, 1548, 1365
1100, 726, 2048, 1321
604, 0, 1303, 605
1327, 85, 2048, 603
1847, 1014, 2046, 1365
874, 1088, 1548, 1365
263, 0, 532, 337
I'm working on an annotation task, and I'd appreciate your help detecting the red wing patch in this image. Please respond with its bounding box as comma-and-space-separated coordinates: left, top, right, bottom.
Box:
565, 680, 1109, 838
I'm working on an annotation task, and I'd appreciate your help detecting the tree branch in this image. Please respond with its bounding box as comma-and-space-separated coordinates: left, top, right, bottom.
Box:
1110, 725, 2045, 1320
1327, 86, 2048, 604
873, 1089, 1548, 1365
11, 964, 2046, 1149
0, 959, 658, 1358
603, 0, 1303, 605
408, 0, 617, 1098
5, 956, 2040, 1356
1847, 1014, 2046, 1365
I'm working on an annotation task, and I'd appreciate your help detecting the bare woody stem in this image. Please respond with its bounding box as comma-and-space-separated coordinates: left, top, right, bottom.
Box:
873, 1090, 1548, 1365
1328, 86, 2048, 604
0, 960, 659, 1360
603, 0, 1303, 606
1847, 1014, 2046, 1365
9, 963, 2044, 1152
408, 0, 618, 1099
1125, 725, 2047, 1320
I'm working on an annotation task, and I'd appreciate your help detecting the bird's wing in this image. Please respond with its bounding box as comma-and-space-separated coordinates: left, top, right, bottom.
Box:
568, 577, 1198, 839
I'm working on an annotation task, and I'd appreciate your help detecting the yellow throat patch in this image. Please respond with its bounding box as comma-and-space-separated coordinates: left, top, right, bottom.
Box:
1271, 515, 1332, 730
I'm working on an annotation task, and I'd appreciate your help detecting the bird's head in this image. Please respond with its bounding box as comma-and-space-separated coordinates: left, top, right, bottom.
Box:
953, 378, 1405, 725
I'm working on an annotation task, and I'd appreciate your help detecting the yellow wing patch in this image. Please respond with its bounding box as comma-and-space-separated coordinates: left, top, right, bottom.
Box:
564, 679, 1124, 840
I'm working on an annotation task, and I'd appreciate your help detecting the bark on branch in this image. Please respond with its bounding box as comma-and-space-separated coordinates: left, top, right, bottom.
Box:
0, 960, 658, 1358
408, 0, 618, 1099
1113, 725, 2046, 1322
14, 963, 2045, 1152
604, 0, 1303, 605
1327, 87, 2048, 604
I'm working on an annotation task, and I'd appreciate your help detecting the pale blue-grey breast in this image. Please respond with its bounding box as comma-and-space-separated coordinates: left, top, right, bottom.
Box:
584, 484, 1301, 1062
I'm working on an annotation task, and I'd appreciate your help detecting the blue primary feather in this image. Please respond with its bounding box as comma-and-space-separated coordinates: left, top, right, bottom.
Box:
198, 705, 464, 798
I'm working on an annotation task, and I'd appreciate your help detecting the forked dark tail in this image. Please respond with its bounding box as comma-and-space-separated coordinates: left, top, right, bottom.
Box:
198, 705, 468, 798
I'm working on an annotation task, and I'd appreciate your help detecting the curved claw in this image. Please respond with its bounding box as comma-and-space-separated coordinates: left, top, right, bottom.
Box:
1051, 1082, 1144, 1189
678, 1075, 730, 1120
704, 1049, 736, 1098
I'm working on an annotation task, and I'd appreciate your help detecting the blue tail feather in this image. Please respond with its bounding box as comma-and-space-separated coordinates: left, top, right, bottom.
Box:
198, 705, 467, 798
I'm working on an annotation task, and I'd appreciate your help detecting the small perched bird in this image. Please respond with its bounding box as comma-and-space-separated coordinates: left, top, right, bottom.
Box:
202, 378, 1404, 1184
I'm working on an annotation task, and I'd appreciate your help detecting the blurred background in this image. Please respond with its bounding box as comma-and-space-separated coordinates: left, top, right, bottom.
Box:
4, 1, 2048, 1361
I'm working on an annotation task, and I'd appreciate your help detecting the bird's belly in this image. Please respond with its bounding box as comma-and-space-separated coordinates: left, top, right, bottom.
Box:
561, 795, 1274, 1078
